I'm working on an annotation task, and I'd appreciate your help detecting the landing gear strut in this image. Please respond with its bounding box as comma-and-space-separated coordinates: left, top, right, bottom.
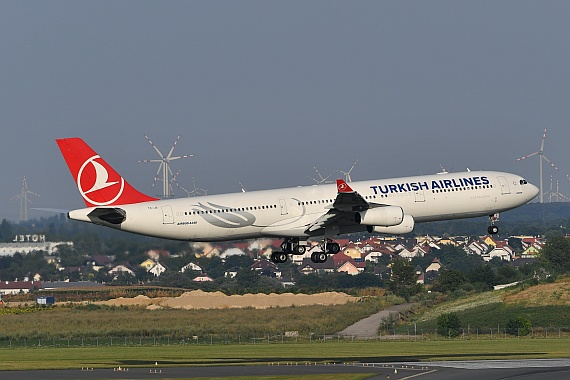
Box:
487, 213, 499, 235
270, 238, 308, 264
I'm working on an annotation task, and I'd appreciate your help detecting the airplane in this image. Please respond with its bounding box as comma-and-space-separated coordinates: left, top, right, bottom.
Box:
56, 138, 539, 264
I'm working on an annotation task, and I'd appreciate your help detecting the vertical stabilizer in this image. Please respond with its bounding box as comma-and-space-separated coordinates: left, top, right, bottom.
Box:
56, 138, 159, 207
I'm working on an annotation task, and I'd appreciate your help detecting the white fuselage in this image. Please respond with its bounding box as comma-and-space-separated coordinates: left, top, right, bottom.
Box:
68, 171, 538, 241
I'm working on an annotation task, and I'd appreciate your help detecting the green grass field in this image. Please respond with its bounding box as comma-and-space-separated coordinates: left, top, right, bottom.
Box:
0, 339, 569, 371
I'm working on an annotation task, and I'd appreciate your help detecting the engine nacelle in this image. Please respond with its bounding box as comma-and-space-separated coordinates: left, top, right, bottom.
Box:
355, 206, 404, 227
368, 214, 415, 235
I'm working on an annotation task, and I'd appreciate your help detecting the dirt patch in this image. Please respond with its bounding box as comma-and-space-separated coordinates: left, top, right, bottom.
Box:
504, 277, 570, 306
96, 290, 359, 310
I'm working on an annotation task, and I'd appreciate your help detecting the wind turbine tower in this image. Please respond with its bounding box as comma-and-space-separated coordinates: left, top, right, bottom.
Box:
516, 128, 559, 203
338, 160, 358, 182
11, 177, 39, 222
138, 135, 193, 198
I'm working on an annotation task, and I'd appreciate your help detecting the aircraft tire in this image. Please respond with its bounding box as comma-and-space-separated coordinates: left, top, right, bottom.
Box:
327, 242, 340, 254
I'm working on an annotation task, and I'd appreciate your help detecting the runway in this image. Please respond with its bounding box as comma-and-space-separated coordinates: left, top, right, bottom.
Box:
1, 359, 570, 380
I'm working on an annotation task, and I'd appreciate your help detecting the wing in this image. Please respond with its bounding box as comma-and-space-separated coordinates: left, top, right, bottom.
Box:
305, 179, 371, 234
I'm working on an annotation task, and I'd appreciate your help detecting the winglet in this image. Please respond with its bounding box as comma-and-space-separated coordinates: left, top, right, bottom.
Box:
336, 179, 354, 193
57, 138, 159, 207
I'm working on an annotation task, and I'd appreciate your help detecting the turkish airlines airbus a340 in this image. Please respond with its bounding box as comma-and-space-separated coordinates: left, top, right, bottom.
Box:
57, 138, 539, 264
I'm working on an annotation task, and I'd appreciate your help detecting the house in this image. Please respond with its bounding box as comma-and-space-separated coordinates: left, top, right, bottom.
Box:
250, 259, 278, 272
0, 281, 43, 295
299, 258, 335, 275
180, 262, 203, 273
342, 244, 363, 260
140, 259, 157, 271
520, 245, 541, 258
85, 255, 113, 271
466, 240, 489, 256
108, 264, 135, 278
148, 262, 167, 276
331, 252, 366, 275
224, 267, 239, 278
397, 247, 417, 260
425, 257, 442, 272
336, 260, 361, 275
193, 274, 214, 282
487, 247, 512, 261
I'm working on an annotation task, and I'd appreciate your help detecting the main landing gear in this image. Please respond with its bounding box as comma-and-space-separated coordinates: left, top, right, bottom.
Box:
487, 213, 499, 235
270, 238, 307, 264
269, 238, 342, 264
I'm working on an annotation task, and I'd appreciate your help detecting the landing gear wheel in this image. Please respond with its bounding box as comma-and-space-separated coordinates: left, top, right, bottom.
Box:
326, 242, 340, 254
310, 252, 328, 263
487, 225, 499, 235
271, 252, 288, 264
294, 245, 306, 255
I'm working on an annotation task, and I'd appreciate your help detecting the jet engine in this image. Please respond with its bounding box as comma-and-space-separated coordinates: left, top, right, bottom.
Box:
355, 206, 404, 227
368, 214, 415, 235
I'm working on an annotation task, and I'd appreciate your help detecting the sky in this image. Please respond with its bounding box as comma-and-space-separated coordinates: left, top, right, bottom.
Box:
1, 1, 570, 222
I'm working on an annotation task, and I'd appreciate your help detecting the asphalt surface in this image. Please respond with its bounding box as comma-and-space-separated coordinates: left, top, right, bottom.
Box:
338, 303, 416, 338
2, 359, 570, 380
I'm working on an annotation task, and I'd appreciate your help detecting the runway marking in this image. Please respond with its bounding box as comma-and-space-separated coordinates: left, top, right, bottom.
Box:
399, 369, 438, 379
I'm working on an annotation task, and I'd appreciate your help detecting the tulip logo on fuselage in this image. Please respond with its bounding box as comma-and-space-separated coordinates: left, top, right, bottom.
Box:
77, 155, 125, 206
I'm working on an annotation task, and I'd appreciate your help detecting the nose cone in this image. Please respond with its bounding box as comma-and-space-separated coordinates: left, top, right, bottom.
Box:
529, 183, 539, 200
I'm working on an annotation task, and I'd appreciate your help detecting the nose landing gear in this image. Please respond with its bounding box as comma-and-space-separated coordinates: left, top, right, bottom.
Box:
487, 214, 499, 235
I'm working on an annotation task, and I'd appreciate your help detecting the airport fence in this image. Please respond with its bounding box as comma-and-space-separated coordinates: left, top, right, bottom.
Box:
0, 327, 569, 349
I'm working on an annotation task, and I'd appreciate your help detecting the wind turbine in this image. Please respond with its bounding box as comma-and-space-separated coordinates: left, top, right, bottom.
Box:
138, 135, 193, 198
174, 174, 208, 197
516, 128, 559, 203
338, 160, 358, 182
11, 177, 39, 222
309, 166, 331, 185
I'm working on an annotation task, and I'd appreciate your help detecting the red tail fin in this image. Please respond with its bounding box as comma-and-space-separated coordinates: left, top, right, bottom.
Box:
336, 179, 354, 193
56, 138, 158, 207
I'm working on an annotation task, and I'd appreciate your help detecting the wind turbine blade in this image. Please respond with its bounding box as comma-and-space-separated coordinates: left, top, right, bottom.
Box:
540, 128, 547, 152
516, 152, 539, 161
168, 154, 193, 161
542, 155, 559, 171
145, 134, 164, 158
166, 135, 181, 158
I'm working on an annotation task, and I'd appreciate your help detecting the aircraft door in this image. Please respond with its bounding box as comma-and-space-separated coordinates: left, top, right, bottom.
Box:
162, 206, 174, 224
414, 190, 425, 202
279, 199, 288, 215
497, 176, 511, 195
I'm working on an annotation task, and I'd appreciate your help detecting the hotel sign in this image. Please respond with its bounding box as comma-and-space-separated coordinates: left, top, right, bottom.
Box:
12, 234, 46, 243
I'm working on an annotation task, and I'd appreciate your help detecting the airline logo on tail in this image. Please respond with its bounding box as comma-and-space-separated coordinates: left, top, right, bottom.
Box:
78, 155, 125, 206
57, 138, 159, 207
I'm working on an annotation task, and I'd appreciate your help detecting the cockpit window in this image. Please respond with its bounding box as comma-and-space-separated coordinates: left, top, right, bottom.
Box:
519, 179, 528, 185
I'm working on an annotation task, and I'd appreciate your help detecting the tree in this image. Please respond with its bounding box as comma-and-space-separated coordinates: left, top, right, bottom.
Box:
431, 269, 467, 293
437, 312, 462, 337
467, 264, 496, 288
388, 259, 421, 300
0, 219, 13, 242
541, 235, 570, 273
506, 316, 532, 336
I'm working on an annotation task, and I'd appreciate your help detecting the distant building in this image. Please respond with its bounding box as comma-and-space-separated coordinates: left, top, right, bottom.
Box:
0, 235, 72, 256
0, 281, 43, 295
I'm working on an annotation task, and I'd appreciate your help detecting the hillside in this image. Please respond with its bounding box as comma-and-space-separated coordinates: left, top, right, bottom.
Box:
504, 277, 570, 306
404, 277, 570, 330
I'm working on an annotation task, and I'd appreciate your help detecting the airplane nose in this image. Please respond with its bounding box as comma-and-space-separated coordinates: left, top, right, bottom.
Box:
529, 184, 539, 199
